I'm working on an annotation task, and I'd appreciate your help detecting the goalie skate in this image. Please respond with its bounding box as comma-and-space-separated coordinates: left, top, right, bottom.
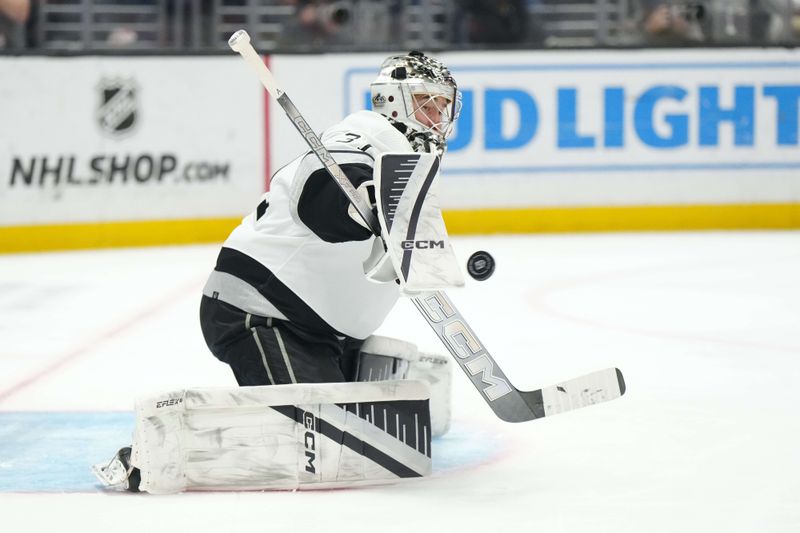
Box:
92, 446, 140, 492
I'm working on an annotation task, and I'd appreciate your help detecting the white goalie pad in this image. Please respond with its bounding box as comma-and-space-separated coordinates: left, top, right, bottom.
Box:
372, 152, 465, 294
129, 380, 432, 494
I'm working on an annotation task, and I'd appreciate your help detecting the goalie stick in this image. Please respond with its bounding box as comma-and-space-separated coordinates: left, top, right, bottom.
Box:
228, 30, 626, 422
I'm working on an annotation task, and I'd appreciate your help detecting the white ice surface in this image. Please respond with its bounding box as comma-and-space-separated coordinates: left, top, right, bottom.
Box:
1, 232, 799, 532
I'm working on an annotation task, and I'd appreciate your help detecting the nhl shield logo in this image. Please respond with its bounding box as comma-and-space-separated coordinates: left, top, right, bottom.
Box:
97, 78, 138, 137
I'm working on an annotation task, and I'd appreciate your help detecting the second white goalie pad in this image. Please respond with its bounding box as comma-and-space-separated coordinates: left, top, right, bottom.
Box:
354, 335, 452, 438
372, 152, 464, 294
130, 380, 432, 494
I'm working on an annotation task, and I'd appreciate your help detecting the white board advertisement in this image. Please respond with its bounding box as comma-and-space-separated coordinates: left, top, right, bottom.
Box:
2, 49, 798, 236
0, 56, 265, 226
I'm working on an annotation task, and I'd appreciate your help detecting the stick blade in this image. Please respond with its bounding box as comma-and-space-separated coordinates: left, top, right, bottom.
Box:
534, 367, 626, 420
496, 367, 626, 423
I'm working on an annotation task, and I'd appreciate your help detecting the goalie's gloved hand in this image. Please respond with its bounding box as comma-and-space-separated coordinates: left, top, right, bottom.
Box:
347, 180, 380, 236
363, 231, 398, 284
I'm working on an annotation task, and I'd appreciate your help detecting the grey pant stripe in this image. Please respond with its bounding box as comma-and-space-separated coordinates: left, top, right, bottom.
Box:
273, 328, 297, 383
245, 313, 252, 330
251, 328, 275, 385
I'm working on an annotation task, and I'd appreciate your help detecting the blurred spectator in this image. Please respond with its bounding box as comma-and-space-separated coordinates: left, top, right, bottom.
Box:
750, 0, 797, 42
0, 0, 30, 48
279, 0, 354, 48
107, 27, 140, 47
795, 0, 800, 35
637, 0, 705, 45
102, 0, 161, 48
458, 0, 542, 45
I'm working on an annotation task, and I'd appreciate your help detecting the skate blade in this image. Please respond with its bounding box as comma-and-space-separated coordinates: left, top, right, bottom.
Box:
91, 460, 129, 491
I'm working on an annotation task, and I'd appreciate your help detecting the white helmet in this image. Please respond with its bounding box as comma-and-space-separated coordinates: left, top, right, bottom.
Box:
370, 51, 460, 155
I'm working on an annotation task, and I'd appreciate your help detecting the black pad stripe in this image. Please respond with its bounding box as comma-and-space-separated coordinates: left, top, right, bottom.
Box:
271, 404, 423, 479
379, 154, 418, 233
400, 157, 440, 280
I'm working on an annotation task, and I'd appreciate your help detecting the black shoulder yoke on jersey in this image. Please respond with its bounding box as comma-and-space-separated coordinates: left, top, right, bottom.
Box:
297, 162, 375, 243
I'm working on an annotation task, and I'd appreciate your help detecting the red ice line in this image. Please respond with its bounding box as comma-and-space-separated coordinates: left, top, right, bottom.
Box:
0, 277, 205, 405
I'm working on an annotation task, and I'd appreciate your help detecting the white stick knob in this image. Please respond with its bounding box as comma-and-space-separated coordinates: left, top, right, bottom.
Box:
227, 29, 283, 100
227, 30, 250, 53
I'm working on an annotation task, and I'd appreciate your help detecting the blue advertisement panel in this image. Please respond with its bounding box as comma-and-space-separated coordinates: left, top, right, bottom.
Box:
337, 49, 800, 210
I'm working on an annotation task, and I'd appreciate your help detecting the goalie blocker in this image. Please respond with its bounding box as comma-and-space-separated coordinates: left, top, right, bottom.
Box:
360, 152, 464, 294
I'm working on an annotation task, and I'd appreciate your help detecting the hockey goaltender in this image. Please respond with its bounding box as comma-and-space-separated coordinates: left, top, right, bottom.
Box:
93, 50, 466, 493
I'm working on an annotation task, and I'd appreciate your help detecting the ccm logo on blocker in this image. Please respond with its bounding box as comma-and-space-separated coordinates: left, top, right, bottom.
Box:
402, 240, 444, 250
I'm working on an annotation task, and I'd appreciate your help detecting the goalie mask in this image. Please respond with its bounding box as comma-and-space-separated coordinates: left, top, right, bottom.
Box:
370, 51, 461, 156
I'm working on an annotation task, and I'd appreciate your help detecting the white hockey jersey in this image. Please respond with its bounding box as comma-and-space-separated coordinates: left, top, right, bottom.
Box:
203, 111, 415, 340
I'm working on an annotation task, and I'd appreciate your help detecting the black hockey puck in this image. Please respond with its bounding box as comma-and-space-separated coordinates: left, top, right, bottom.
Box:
467, 251, 495, 281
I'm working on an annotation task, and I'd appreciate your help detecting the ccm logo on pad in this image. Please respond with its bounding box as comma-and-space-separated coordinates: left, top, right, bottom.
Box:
303, 411, 317, 474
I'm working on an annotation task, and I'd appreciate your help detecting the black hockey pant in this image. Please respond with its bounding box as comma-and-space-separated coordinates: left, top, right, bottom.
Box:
199, 295, 361, 386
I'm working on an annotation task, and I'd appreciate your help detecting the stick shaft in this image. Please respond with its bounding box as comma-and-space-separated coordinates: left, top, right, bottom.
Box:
230, 36, 379, 234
